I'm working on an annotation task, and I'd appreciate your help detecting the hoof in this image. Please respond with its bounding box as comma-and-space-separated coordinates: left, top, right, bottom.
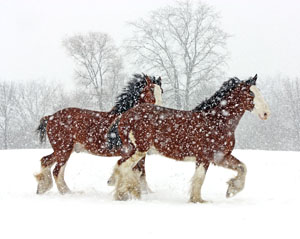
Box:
107, 177, 115, 186
189, 197, 208, 203
129, 186, 141, 199
140, 176, 152, 194
58, 187, 71, 195
114, 192, 130, 201
35, 173, 53, 194
226, 189, 238, 198
36, 186, 51, 195
226, 178, 244, 198
114, 185, 141, 201
141, 184, 153, 194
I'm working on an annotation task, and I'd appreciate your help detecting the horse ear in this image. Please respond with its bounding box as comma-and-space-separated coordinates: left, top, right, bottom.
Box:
145, 75, 152, 86
252, 74, 257, 85
158, 76, 162, 83
246, 74, 257, 85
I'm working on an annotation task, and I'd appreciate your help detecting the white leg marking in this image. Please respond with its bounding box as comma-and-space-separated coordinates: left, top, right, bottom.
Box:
35, 166, 53, 194
190, 164, 206, 203
183, 156, 196, 162
114, 150, 146, 200
108, 131, 138, 187
55, 164, 71, 194
226, 162, 247, 198
140, 175, 153, 194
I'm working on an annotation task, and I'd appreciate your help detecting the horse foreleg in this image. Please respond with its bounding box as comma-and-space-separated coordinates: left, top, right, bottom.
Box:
218, 154, 247, 198
35, 153, 56, 194
190, 161, 209, 203
108, 157, 152, 193
113, 150, 146, 200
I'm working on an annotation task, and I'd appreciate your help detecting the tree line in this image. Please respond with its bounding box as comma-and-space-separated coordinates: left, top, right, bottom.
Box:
1, 74, 299, 151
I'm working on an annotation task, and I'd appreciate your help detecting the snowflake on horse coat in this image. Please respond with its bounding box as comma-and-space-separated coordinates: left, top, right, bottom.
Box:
109, 74, 270, 202
35, 74, 163, 195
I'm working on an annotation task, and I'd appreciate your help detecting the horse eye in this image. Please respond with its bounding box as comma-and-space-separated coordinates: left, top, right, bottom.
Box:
249, 91, 254, 97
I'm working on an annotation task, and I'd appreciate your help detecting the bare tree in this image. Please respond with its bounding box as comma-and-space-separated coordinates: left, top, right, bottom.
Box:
10, 81, 64, 148
126, 0, 228, 109
63, 32, 125, 110
16, 81, 60, 124
9, 80, 97, 149
0, 81, 17, 149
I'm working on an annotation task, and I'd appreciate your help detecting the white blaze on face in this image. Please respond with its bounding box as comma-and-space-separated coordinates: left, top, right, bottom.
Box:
250, 85, 270, 120
154, 85, 163, 106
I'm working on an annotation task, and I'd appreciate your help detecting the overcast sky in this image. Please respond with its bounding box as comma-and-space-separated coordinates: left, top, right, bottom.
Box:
0, 0, 299, 85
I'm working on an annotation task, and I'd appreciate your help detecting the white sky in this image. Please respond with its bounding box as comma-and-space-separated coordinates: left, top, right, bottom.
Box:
0, 0, 299, 85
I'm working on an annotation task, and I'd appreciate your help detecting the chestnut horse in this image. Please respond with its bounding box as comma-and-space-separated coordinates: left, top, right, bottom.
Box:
35, 74, 162, 194
109, 74, 270, 202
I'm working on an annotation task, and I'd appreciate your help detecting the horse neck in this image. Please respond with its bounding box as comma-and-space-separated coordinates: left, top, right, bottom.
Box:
108, 107, 121, 118
108, 101, 144, 117
206, 96, 246, 132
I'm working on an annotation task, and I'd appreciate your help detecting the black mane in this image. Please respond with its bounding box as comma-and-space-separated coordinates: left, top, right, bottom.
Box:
193, 77, 241, 112
111, 74, 161, 115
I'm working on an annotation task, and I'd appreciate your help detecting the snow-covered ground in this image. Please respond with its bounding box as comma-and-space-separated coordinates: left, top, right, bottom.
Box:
0, 149, 299, 239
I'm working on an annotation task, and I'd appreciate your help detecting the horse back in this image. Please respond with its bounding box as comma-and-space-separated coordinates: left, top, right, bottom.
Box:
119, 104, 203, 160
46, 107, 116, 154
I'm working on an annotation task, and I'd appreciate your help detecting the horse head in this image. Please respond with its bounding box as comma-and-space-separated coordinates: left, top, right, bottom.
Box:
240, 74, 270, 120
153, 76, 163, 106
110, 74, 163, 115
140, 74, 163, 106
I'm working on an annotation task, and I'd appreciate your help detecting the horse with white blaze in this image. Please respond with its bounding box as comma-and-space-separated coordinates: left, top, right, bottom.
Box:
108, 74, 270, 202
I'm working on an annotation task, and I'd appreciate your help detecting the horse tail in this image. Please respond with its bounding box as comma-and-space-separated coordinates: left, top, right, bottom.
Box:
107, 118, 122, 150
36, 116, 49, 144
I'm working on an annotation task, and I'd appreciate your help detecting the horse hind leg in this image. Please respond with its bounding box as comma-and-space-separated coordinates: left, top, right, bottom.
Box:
53, 150, 73, 195
53, 162, 70, 194
35, 153, 56, 194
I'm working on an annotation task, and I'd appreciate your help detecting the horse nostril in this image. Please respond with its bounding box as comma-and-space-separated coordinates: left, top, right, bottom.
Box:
264, 112, 267, 117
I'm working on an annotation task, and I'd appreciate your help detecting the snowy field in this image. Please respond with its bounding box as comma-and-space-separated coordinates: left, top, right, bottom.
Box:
0, 149, 299, 239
